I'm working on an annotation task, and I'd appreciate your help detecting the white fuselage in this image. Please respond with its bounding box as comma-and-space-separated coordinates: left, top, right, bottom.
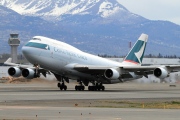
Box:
22, 36, 139, 82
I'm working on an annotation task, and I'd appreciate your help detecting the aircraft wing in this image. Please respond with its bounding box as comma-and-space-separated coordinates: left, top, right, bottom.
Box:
73, 64, 180, 78
4, 58, 50, 77
123, 65, 180, 71
4, 58, 33, 68
73, 64, 110, 74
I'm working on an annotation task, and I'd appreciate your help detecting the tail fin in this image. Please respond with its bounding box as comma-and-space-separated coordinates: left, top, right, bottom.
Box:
122, 33, 148, 65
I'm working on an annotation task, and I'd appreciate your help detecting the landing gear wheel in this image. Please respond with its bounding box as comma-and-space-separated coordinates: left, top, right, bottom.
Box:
58, 82, 67, 91
101, 86, 105, 91
75, 85, 85, 91
97, 87, 101, 91
88, 86, 97, 91
88, 86, 92, 91
60, 85, 63, 90
57, 83, 61, 88
75, 85, 78, 91
75, 80, 85, 91
88, 85, 105, 91
64, 85, 67, 91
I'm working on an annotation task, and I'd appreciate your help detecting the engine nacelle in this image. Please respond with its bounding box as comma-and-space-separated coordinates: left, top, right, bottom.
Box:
104, 68, 120, 80
154, 67, 169, 79
8, 67, 21, 77
22, 68, 35, 79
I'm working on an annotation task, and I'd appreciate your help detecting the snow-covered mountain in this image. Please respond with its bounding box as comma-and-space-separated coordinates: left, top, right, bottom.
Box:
0, 0, 180, 56
0, 0, 126, 17
0, 0, 142, 22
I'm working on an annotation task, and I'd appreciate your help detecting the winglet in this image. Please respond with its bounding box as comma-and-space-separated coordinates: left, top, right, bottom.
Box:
122, 33, 148, 65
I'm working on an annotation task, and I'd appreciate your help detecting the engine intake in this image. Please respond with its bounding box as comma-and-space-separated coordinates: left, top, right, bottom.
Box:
154, 67, 169, 79
104, 68, 120, 80
22, 68, 35, 79
8, 67, 21, 77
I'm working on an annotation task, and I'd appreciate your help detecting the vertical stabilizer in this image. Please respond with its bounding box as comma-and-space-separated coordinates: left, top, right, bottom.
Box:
122, 33, 148, 65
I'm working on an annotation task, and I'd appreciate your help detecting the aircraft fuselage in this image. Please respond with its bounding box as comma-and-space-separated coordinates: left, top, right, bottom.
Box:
22, 36, 123, 83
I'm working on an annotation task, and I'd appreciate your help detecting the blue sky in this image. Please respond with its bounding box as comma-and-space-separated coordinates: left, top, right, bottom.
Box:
117, 0, 180, 25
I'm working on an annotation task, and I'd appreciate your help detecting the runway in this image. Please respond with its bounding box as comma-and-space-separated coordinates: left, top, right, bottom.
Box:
0, 82, 180, 120
0, 106, 179, 120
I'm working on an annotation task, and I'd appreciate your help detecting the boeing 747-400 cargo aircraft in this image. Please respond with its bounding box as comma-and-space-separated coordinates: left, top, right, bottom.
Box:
4, 34, 180, 91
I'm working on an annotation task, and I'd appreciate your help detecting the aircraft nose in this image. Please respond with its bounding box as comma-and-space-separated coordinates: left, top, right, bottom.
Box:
22, 46, 28, 56
22, 45, 41, 64
22, 46, 34, 59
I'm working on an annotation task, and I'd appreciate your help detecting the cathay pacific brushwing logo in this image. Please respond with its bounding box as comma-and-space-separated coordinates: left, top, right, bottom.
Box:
45, 45, 49, 50
134, 41, 146, 64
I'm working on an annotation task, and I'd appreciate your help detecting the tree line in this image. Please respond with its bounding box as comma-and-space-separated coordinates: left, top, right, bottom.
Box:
98, 53, 179, 59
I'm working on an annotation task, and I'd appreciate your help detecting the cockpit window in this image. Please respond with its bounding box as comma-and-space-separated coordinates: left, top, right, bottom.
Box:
32, 38, 41, 41
25, 42, 50, 50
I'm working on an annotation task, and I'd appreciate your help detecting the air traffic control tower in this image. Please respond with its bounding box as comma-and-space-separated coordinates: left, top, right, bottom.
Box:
8, 34, 20, 63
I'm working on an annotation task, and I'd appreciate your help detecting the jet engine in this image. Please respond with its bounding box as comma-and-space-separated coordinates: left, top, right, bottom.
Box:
8, 67, 21, 77
104, 68, 120, 80
22, 68, 35, 79
154, 67, 169, 79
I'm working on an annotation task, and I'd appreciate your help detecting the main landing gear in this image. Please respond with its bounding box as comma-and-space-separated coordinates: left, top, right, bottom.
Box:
56, 77, 105, 91
88, 82, 105, 91
75, 81, 85, 91
57, 82, 67, 91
